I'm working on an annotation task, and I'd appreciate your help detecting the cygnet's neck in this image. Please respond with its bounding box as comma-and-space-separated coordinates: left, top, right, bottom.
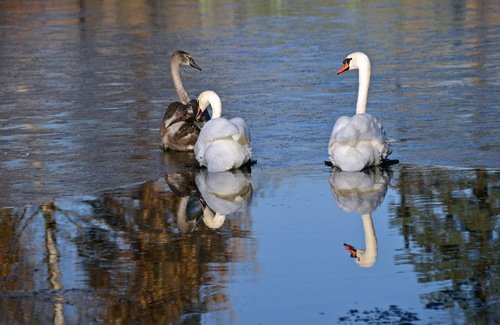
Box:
171, 58, 190, 105
356, 59, 371, 115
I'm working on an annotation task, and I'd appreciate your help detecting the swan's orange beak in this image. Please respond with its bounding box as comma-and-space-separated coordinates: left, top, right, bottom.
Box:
337, 62, 350, 74
344, 243, 357, 258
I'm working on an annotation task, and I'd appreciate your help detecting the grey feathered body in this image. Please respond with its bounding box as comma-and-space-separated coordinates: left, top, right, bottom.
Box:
161, 100, 210, 151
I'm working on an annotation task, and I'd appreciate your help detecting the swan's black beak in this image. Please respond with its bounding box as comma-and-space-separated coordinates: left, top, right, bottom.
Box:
189, 58, 202, 71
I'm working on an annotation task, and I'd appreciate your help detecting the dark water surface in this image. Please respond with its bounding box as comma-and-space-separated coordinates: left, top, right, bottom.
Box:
0, 1, 498, 324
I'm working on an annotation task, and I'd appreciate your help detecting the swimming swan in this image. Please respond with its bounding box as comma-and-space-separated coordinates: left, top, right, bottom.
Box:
160, 51, 210, 151
328, 52, 391, 172
194, 91, 252, 172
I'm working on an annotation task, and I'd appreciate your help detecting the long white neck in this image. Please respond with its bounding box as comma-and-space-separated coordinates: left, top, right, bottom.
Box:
198, 91, 222, 118
171, 59, 190, 105
359, 213, 377, 267
356, 60, 371, 114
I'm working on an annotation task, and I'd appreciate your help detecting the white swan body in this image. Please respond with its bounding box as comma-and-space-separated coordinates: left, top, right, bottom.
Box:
161, 51, 210, 151
328, 52, 391, 172
194, 91, 252, 172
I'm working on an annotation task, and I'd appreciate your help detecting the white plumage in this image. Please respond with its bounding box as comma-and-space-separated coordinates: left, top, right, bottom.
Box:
329, 167, 391, 268
194, 91, 252, 172
328, 52, 391, 172
195, 169, 253, 229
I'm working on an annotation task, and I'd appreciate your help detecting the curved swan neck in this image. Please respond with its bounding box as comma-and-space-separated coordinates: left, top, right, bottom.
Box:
171, 58, 190, 105
356, 59, 370, 114
198, 91, 222, 118
361, 213, 377, 252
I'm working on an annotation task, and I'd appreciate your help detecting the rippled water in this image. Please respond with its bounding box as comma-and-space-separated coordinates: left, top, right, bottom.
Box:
0, 1, 498, 324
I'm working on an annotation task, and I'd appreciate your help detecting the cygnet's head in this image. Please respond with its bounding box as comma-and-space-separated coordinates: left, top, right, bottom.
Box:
337, 52, 370, 74
172, 50, 202, 71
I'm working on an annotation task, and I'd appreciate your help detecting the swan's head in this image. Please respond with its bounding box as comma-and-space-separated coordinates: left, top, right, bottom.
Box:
172, 50, 202, 71
344, 243, 376, 268
200, 200, 226, 229
337, 52, 370, 74
196, 90, 222, 120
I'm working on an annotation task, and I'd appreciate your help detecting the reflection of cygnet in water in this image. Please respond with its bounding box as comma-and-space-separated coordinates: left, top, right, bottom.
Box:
329, 167, 390, 268
195, 169, 253, 229
164, 172, 200, 233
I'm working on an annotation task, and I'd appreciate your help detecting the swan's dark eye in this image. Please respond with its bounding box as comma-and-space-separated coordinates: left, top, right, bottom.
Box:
343, 58, 352, 65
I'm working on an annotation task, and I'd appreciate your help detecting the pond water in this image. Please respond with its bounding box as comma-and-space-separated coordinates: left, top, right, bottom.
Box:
0, 1, 498, 324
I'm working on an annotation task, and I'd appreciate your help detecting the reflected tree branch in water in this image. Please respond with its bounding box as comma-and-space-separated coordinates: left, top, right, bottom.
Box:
41, 202, 65, 325
65, 172, 256, 323
390, 165, 499, 323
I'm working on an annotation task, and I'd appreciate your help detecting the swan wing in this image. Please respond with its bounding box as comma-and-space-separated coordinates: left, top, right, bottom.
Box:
329, 115, 351, 145
161, 101, 200, 151
161, 102, 191, 135
195, 118, 252, 172
230, 117, 251, 140
196, 118, 241, 145
328, 114, 390, 171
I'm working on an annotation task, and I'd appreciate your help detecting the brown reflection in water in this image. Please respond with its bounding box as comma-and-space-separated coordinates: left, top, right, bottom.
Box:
78, 170, 254, 323
0, 207, 40, 323
39, 202, 65, 325
390, 166, 499, 324
0, 169, 255, 324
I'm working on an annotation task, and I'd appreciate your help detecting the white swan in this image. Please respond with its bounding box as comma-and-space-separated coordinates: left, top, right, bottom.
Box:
160, 51, 210, 151
195, 169, 253, 229
194, 91, 252, 172
329, 167, 390, 268
328, 52, 391, 172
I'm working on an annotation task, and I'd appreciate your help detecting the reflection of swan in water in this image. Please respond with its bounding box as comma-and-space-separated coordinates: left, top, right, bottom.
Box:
195, 169, 253, 229
163, 172, 201, 233
162, 150, 200, 172
175, 196, 198, 233
329, 167, 390, 267
343, 215, 377, 268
